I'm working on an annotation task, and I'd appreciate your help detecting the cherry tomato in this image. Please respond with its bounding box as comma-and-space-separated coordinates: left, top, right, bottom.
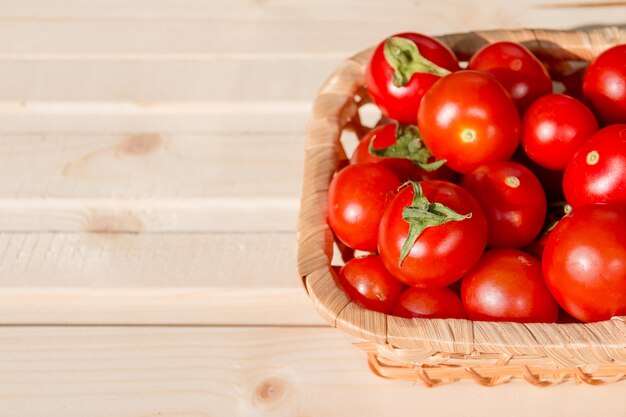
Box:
542, 203, 626, 322
378, 180, 487, 288
350, 123, 458, 182
461, 249, 558, 323
461, 161, 547, 249
338, 255, 404, 314
468, 41, 552, 113
392, 287, 466, 319
522, 94, 598, 170
417, 71, 520, 174
327, 163, 400, 251
366, 33, 460, 124
583, 45, 626, 125
563, 124, 626, 207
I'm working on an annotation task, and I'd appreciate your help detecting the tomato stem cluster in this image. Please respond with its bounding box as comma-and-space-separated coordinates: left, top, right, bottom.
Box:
383, 37, 451, 87
368, 124, 446, 171
399, 181, 472, 266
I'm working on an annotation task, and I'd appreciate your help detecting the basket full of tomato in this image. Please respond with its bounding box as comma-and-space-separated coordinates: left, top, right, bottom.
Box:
297, 27, 626, 387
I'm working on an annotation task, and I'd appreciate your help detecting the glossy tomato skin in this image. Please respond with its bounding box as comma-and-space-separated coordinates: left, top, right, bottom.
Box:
392, 287, 466, 319
563, 124, 626, 207
417, 70, 520, 174
350, 123, 458, 183
583, 45, 626, 125
338, 255, 404, 314
366, 33, 460, 124
542, 204, 626, 322
327, 163, 401, 252
461, 249, 558, 323
461, 161, 547, 249
469, 41, 552, 113
378, 180, 487, 288
522, 94, 598, 170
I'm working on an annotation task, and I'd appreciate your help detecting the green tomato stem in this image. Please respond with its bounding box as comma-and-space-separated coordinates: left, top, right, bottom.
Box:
368, 124, 446, 171
398, 181, 472, 267
383, 36, 451, 87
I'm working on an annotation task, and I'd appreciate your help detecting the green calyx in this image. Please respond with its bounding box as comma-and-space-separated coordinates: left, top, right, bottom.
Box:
383, 36, 451, 87
398, 181, 472, 267
368, 124, 446, 171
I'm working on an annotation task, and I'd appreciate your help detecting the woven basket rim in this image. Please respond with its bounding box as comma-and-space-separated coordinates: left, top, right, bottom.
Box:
297, 27, 626, 368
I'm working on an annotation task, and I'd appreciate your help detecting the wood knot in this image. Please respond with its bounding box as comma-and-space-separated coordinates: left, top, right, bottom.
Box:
116, 133, 163, 157
86, 210, 143, 233
251, 376, 289, 410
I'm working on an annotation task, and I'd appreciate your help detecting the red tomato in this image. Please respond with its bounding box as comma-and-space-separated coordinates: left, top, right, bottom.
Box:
366, 33, 460, 124
522, 94, 598, 170
327, 163, 401, 251
468, 41, 552, 113
461, 161, 547, 249
378, 180, 487, 288
417, 71, 520, 174
461, 249, 558, 323
338, 255, 404, 314
350, 123, 458, 182
583, 45, 626, 125
392, 287, 466, 319
563, 124, 626, 207
542, 204, 626, 322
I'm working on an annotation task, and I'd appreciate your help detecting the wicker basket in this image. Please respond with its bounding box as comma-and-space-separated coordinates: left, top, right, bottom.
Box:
297, 28, 626, 387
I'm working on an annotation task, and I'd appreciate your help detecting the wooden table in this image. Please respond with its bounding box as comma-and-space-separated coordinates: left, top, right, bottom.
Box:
0, 1, 624, 415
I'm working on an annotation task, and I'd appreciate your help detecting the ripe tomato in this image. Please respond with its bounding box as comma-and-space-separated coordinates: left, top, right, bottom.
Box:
461, 249, 558, 323
563, 124, 626, 207
338, 255, 404, 314
417, 71, 520, 174
327, 163, 400, 251
522, 94, 598, 170
542, 204, 626, 322
461, 161, 547, 248
378, 180, 487, 288
468, 41, 552, 113
392, 287, 466, 319
350, 123, 458, 182
366, 33, 460, 124
583, 45, 626, 125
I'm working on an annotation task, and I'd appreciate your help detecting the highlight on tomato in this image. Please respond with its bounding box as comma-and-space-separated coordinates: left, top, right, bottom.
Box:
417, 70, 521, 174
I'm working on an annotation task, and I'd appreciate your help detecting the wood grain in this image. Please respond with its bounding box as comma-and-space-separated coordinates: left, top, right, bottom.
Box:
0, 326, 623, 417
0, 0, 622, 55
0, 57, 339, 102
0, 101, 313, 133
0, 233, 296, 288
0, 133, 302, 231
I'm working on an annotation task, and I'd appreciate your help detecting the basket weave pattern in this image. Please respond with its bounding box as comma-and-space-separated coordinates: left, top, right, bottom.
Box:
297, 28, 626, 387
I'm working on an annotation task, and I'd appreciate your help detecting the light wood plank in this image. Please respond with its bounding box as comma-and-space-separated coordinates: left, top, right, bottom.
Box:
0, 326, 623, 417
0, 232, 320, 325
0, 132, 302, 199
0, 233, 296, 288
0, 1, 623, 55
0, 0, 624, 21
0, 133, 302, 231
0, 57, 338, 102
0, 101, 312, 133
0, 288, 323, 325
